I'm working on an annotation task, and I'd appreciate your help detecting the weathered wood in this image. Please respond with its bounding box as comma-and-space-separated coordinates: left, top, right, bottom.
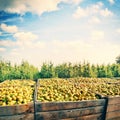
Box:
0, 113, 34, 120
0, 103, 34, 116
36, 99, 106, 112
36, 106, 104, 120
105, 96, 120, 120
106, 110, 120, 119
60, 113, 103, 120
106, 117, 120, 120
107, 96, 120, 105
0, 95, 119, 120
107, 103, 120, 112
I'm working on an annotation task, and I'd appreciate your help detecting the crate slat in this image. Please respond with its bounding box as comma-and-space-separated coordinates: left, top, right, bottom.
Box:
0, 103, 34, 116
107, 103, 120, 112
60, 113, 103, 120
36, 99, 105, 112
107, 96, 120, 105
0, 113, 34, 120
106, 110, 120, 119
36, 106, 105, 120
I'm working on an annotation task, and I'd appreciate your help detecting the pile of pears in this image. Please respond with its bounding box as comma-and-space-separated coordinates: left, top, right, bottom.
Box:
0, 80, 35, 106
37, 78, 120, 102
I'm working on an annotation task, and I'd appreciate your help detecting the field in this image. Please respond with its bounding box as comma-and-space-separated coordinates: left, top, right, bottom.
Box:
0, 78, 120, 106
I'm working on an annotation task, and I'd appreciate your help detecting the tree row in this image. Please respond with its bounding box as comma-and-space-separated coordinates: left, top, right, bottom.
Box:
0, 60, 120, 82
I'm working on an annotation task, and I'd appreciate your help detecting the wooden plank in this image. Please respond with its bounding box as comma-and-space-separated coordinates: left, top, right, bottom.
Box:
36, 106, 104, 120
60, 113, 103, 120
0, 113, 34, 120
107, 104, 120, 112
36, 99, 105, 112
0, 103, 34, 116
107, 96, 120, 105
106, 117, 120, 120
106, 110, 120, 119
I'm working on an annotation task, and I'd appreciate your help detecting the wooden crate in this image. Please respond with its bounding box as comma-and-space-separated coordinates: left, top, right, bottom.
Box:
0, 97, 120, 120
0, 103, 34, 120
35, 99, 106, 120
105, 96, 120, 120
0, 78, 120, 120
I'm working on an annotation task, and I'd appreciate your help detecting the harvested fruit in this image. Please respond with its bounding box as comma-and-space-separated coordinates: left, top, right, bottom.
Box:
37, 78, 120, 102
0, 78, 119, 105
0, 80, 35, 106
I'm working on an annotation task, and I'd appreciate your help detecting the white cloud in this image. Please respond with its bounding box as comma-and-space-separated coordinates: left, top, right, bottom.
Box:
0, 0, 82, 15
91, 30, 104, 40
63, 0, 83, 5
89, 2, 103, 14
27, 0, 61, 15
0, 0, 59, 14
0, 47, 6, 52
73, 2, 113, 19
10, 49, 21, 56
0, 31, 38, 49
34, 41, 46, 48
71, 0, 83, 4
54, 40, 119, 64
116, 28, 120, 34
73, 6, 88, 18
0, 40, 16, 47
100, 8, 113, 17
0, 22, 39, 50
88, 16, 101, 24
3, 39, 120, 66
108, 0, 115, 4
14, 32, 38, 41
0, 23, 18, 33
13, 32, 38, 48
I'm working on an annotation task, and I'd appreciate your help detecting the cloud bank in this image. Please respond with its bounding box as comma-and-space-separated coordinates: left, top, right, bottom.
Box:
0, 0, 83, 15
0, 23, 18, 33
73, 2, 113, 19
0, 0, 119, 66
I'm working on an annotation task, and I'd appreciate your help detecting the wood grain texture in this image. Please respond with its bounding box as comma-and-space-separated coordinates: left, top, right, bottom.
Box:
0, 113, 34, 120
0, 103, 34, 116
36, 106, 105, 120
36, 99, 106, 112
107, 96, 120, 105
107, 104, 120, 112
105, 96, 120, 120
106, 110, 120, 120
60, 113, 104, 120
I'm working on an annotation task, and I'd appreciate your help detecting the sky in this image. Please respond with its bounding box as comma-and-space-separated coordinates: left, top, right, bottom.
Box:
0, 0, 120, 66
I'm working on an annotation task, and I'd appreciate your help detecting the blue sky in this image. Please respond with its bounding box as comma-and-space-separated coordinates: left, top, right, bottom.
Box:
0, 0, 120, 66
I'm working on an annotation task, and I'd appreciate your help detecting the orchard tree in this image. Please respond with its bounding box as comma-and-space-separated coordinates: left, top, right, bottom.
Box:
55, 63, 71, 78
82, 62, 91, 77
90, 64, 97, 78
106, 64, 113, 78
97, 64, 107, 78
39, 62, 55, 78
116, 55, 120, 64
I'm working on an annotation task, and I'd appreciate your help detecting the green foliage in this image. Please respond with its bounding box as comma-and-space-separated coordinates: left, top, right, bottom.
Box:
116, 55, 120, 64
39, 62, 120, 79
0, 60, 39, 82
55, 63, 71, 78
111, 64, 120, 77
0, 60, 120, 82
97, 64, 107, 78
39, 62, 55, 78
90, 64, 97, 78
82, 62, 91, 77
106, 64, 113, 78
